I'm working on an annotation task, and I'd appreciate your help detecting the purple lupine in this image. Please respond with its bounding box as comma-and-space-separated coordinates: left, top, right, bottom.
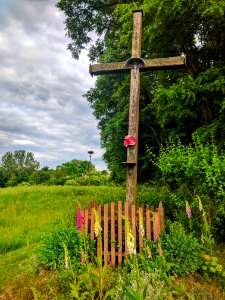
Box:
185, 201, 191, 218
77, 206, 85, 230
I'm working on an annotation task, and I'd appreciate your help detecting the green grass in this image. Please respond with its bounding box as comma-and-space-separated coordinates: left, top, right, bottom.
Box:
0, 185, 224, 299
0, 185, 125, 291
0, 185, 125, 253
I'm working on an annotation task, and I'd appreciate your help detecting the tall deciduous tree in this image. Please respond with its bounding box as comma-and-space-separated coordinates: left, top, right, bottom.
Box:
57, 0, 225, 182
1, 150, 40, 183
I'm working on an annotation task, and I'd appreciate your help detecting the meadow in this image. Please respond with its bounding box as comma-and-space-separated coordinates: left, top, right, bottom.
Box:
0, 185, 224, 299
0, 185, 125, 297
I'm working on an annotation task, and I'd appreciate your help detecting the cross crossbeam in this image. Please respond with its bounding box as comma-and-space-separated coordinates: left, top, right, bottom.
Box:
89, 10, 186, 206
90, 56, 186, 76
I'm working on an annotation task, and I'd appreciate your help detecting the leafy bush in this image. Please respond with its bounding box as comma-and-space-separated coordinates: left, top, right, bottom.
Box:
147, 135, 225, 240
159, 223, 204, 276
77, 173, 110, 186
37, 224, 95, 269
64, 179, 79, 186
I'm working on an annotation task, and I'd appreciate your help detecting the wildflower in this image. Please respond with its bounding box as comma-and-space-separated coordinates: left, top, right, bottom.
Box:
216, 264, 223, 272
158, 243, 163, 257
146, 245, 152, 258
63, 242, 70, 270
94, 209, 102, 237
185, 201, 191, 218
203, 254, 211, 261
77, 206, 85, 231
139, 211, 145, 238
124, 216, 136, 255
81, 256, 85, 265
201, 235, 204, 244
198, 196, 203, 212
210, 267, 216, 273
211, 256, 218, 266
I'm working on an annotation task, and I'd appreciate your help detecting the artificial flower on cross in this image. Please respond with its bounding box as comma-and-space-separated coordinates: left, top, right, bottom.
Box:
124, 135, 137, 147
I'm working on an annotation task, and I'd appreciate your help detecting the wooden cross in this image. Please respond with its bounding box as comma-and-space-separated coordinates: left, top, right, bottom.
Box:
89, 10, 186, 206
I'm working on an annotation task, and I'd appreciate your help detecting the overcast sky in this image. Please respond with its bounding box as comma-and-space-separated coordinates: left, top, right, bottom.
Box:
0, 0, 107, 170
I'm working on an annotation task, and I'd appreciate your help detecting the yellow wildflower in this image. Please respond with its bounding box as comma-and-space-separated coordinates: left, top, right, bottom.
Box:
139, 211, 145, 238
198, 196, 203, 212
124, 216, 136, 255
63, 242, 70, 270
216, 264, 223, 272
93, 209, 102, 237
211, 256, 218, 266
203, 254, 211, 261
146, 245, 152, 258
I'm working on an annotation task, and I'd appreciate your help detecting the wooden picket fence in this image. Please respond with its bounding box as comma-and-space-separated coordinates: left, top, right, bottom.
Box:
80, 200, 164, 266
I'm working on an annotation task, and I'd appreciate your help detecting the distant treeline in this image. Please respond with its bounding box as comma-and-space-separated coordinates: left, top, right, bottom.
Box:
0, 150, 109, 188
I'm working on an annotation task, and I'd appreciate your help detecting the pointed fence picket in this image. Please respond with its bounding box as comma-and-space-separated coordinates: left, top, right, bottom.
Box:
80, 200, 164, 266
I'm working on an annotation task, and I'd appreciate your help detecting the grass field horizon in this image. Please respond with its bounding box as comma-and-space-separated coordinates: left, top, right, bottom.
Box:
0, 185, 125, 295
1, 185, 224, 299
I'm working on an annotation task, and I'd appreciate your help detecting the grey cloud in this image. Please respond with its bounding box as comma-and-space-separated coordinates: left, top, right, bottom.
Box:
0, 0, 106, 170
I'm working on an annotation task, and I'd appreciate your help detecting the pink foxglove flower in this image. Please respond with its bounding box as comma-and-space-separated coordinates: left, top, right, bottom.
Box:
77, 206, 85, 230
186, 201, 191, 218
124, 135, 137, 147
81, 256, 85, 265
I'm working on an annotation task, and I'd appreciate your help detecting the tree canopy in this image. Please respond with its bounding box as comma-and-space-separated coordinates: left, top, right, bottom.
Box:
1, 150, 40, 185
57, 0, 225, 182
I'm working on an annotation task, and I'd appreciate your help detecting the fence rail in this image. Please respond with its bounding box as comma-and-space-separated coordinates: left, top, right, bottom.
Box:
80, 201, 164, 266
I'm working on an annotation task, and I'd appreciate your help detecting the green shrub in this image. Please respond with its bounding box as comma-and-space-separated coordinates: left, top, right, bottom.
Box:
146, 136, 225, 240
17, 182, 31, 187
64, 179, 79, 186
159, 223, 204, 275
37, 224, 95, 269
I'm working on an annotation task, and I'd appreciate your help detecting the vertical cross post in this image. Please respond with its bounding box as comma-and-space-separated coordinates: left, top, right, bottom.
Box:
126, 10, 143, 206
89, 10, 186, 207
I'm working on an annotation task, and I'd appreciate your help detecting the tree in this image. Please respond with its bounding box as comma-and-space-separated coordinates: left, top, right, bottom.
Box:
0, 167, 8, 188
56, 159, 95, 177
30, 169, 52, 185
1, 150, 40, 185
57, 0, 225, 181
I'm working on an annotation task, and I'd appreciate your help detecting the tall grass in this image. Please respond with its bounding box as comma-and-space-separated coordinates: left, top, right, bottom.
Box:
0, 185, 125, 254
0, 185, 125, 290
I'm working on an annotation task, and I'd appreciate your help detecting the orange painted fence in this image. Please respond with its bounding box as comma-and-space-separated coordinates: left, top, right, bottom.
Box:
80, 201, 164, 266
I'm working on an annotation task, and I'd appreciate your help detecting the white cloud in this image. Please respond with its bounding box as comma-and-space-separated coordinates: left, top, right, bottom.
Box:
0, 0, 106, 170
